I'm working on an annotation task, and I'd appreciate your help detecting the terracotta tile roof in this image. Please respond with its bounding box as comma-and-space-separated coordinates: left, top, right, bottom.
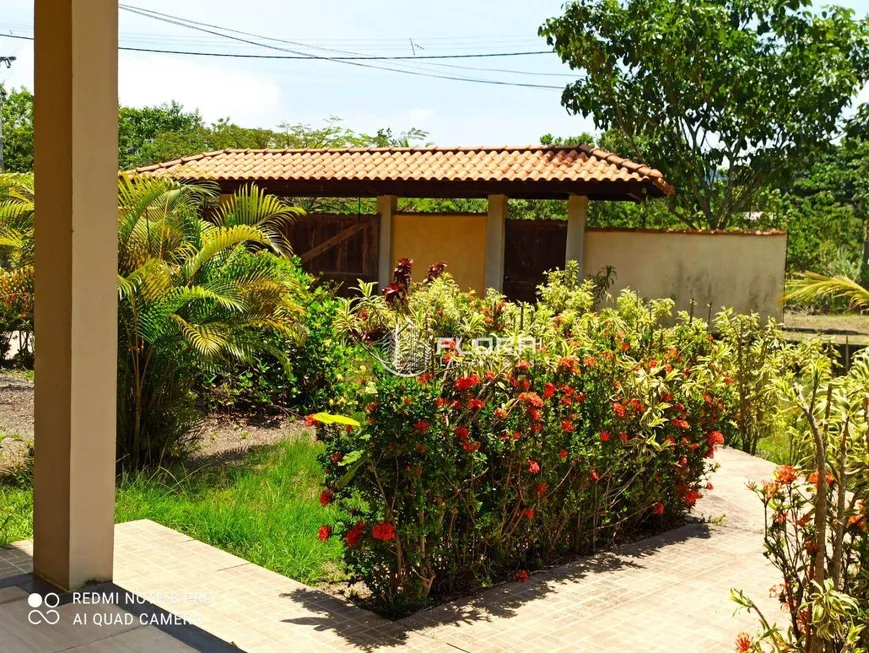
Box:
131, 145, 674, 200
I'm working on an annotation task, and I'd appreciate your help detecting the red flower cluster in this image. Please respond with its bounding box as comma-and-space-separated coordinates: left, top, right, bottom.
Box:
320, 489, 334, 506
346, 521, 365, 548
455, 374, 481, 391
518, 392, 544, 408
774, 465, 798, 485
536, 483, 548, 498
652, 502, 665, 516
807, 470, 836, 487
527, 459, 541, 474
372, 522, 396, 542
514, 570, 530, 583
318, 525, 331, 541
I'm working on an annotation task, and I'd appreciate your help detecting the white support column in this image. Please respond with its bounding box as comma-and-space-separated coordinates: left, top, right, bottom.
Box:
33, 0, 119, 590
485, 194, 507, 292
377, 195, 397, 290
566, 195, 589, 277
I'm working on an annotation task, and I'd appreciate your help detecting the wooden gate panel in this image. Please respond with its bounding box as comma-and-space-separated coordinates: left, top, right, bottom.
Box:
503, 219, 566, 302
285, 214, 379, 295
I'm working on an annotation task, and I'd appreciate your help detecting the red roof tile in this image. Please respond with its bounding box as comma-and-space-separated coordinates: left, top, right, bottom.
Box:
131, 145, 674, 200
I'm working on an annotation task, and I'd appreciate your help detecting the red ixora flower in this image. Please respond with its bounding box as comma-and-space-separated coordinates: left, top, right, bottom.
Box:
590, 470, 600, 482
612, 403, 627, 419
523, 508, 535, 519
671, 418, 690, 430
318, 525, 331, 541
494, 407, 508, 420
514, 570, 530, 583
454, 426, 470, 442
536, 483, 548, 498
320, 489, 334, 506
414, 420, 429, 433
562, 420, 574, 433
774, 465, 798, 485
455, 374, 481, 391
599, 431, 611, 442
543, 382, 556, 399
345, 521, 365, 548
652, 502, 665, 516
683, 489, 700, 507
462, 441, 481, 453
735, 632, 752, 653
558, 449, 568, 460
372, 522, 396, 542
331, 451, 344, 464
304, 414, 317, 427
518, 392, 544, 408
527, 459, 541, 474
808, 471, 836, 487
707, 431, 725, 447
467, 398, 486, 410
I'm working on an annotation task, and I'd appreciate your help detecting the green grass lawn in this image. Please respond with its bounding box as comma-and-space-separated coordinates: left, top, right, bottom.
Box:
0, 439, 343, 586
755, 431, 795, 466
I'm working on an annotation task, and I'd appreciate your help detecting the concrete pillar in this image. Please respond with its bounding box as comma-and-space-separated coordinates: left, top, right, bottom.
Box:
377, 195, 397, 290
32, 0, 119, 591
566, 195, 589, 277
485, 195, 507, 292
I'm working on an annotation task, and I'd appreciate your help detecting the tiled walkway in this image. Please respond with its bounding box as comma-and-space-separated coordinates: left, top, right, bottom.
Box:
0, 447, 783, 652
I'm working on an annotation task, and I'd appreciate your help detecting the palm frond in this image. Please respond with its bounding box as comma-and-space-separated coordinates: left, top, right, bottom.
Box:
784, 272, 869, 312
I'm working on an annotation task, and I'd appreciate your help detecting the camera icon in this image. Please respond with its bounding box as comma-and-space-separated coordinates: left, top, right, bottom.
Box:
27, 592, 60, 625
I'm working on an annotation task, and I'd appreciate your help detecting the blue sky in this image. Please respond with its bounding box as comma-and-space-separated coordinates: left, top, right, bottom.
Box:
0, 0, 868, 145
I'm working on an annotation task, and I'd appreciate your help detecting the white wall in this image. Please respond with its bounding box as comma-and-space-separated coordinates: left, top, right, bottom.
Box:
584, 229, 786, 321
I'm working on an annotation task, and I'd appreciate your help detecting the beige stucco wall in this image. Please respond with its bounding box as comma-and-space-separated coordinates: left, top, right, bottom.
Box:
584, 229, 786, 321
392, 213, 487, 294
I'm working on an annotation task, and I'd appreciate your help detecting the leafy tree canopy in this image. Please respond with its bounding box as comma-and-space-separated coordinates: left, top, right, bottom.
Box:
540, 0, 869, 230
0, 86, 33, 173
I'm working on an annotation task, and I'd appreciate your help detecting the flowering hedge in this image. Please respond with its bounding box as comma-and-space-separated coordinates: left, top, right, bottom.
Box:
314, 263, 733, 614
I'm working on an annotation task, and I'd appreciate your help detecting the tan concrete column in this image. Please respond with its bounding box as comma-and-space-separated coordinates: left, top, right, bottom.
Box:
566, 195, 589, 276
485, 195, 507, 292
33, 0, 119, 591
377, 195, 397, 290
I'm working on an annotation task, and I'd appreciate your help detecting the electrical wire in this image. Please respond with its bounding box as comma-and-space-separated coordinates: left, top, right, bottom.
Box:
114, 4, 566, 89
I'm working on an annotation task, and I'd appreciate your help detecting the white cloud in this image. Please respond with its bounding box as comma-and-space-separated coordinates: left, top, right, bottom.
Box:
408, 108, 435, 125
118, 53, 284, 128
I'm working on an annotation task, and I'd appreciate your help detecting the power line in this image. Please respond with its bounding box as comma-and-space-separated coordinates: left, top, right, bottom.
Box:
114, 5, 565, 90
0, 33, 554, 62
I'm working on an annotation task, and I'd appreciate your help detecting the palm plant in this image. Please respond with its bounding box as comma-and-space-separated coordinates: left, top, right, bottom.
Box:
785, 272, 869, 312
0, 174, 35, 359
0, 173, 305, 468
116, 176, 303, 467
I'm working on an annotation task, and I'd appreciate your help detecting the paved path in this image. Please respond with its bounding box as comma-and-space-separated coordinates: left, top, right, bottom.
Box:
0, 447, 784, 652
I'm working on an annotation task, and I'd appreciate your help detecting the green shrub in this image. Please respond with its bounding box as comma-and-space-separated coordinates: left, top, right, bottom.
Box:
204, 258, 357, 415
313, 262, 732, 615
733, 349, 868, 652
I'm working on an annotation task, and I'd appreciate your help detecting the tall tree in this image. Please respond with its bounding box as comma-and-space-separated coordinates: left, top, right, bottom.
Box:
540, 0, 869, 230
0, 86, 34, 173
